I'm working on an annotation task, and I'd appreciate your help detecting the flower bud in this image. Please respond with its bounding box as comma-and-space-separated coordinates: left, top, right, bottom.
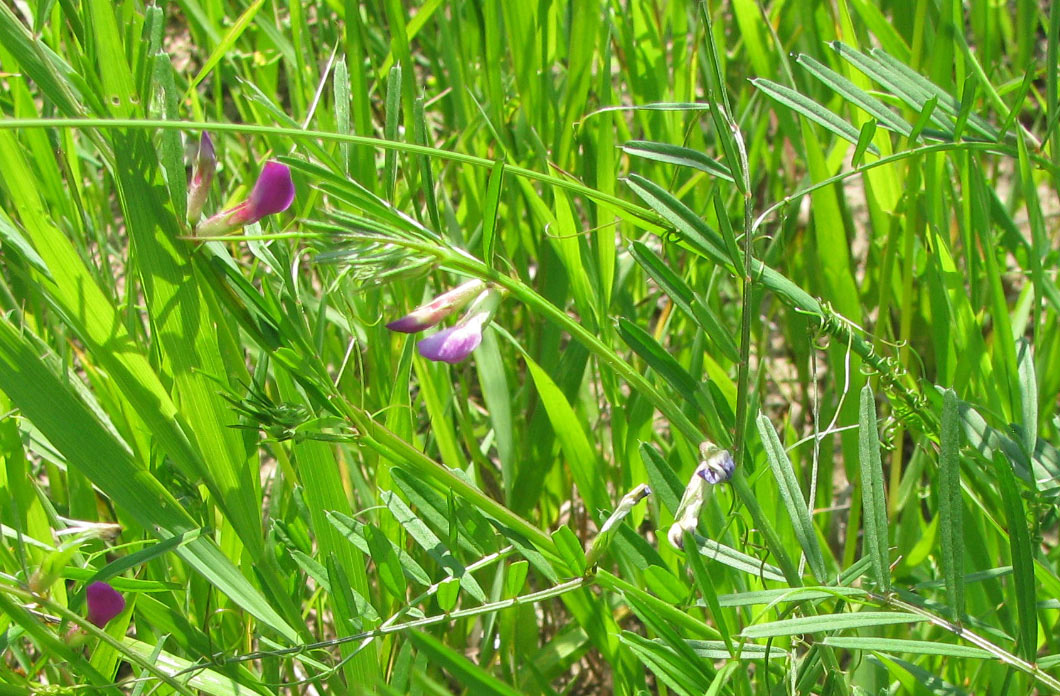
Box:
85, 582, 125, 628
186, 133, 216, 224
584, 484, 652, 568
386, 279, 486, 333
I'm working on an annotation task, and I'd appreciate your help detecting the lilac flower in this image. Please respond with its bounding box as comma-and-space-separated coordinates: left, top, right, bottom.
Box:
416, 288, 500, 364
667, 443, 734, 549
387, 279, 486, 333
85, 582, 124, 628
186, 133, 216, 224
696, 443, 735, 484
195, 161, 295, 236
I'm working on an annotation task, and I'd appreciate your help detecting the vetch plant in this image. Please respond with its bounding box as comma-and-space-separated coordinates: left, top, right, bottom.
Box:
3, 1, 1057, 692
416, 288, 501, 363
667, 443, 734, 548
186, 133, 215, 224
195, 160, 295, 236
387, 282, 502, 364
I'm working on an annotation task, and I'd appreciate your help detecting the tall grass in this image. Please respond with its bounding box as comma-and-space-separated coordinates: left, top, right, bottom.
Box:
0, 0, 1058, 693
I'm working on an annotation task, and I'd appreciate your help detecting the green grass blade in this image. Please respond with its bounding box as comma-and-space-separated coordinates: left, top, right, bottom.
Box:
795, 53, 912, 136
757, 414, 828, 582
407, 630, 522, 696
617, 632, 706, 696
185, 0, 264, 94
752, 78, 880, 154
939, 389, 965, 621
616, 317, 700, 404
1016, 339, 1038, 456
991, 451, 1038, 659
622, 140, 735, 182
741, 612, 924, 638
628, 241, 740, 363
857, 386, 890, 592
384, 64, 402, 200
481, 159, 505, 268
520, 350, 608, 516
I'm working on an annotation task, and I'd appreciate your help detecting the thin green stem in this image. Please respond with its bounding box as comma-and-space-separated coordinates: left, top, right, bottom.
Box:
169, 575, 592, 678
751, 139, 1058, 235
0, 582, 200, 696
0, 117, 654, 222
336, 232, 708, 447
872, 591, 1060, 693
731, 127, 754, 474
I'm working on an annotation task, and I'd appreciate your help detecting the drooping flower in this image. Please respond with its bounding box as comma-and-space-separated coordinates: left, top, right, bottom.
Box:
696, 443, 735, 485
386, 279, 486, 333
416, 288, 501, 364
667, 442, 734, 548
667, 472, 709, 549
195, 160, 295, 236
186, 133, 216, 224
85, 582, 125, 628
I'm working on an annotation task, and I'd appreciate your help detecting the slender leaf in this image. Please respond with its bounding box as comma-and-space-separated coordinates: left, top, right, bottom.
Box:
858, 386, 890, 591
757, 414, 828, 581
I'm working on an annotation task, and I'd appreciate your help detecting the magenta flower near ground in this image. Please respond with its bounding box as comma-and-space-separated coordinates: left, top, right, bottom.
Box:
85, 582, 125, 628
195, 160, 295, 236
416, 288, 501, 363
186, 132, 216, 224
387, 279, 486, 333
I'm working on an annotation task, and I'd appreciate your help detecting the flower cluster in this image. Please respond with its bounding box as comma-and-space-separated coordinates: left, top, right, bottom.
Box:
667, 442, 735, 549
187, 133, 295, 236
387, 280, 502, 364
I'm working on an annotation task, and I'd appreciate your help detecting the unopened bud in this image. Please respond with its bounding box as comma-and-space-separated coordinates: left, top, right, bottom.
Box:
585, 484, 652, 568
186, 133, 216, 224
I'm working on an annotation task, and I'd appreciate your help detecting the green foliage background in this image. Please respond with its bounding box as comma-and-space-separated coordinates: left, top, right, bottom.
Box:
0, 0, 1059, 693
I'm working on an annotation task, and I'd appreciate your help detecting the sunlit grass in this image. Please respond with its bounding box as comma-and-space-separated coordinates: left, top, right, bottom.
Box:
0, 0, 1058, 693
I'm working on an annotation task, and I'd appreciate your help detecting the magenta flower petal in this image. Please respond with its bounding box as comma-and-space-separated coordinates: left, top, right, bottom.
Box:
85, 582, 125, 628
194, 160, 295, 236
248, 161, 295, 220
386, 280, 486, 334
417, 322, 484, 363
387, 315, 436, 333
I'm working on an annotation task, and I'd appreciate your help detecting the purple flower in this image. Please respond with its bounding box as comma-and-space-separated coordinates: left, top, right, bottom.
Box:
186, 133, 216, 224
195, 161, 295, 236
416, 289, 500, 364
387, 280, 486, 333
85, 582, 125, 628
696, 443, 735, 485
